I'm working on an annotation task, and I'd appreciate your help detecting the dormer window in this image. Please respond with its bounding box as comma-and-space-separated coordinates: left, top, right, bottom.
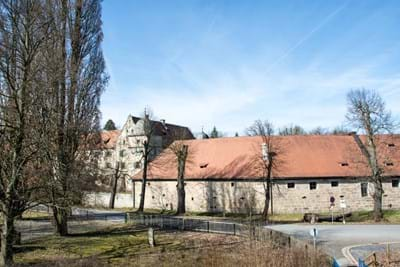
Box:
388, 143, 395, 147
340, 162, 349, 167
385, 162, 394, 166
200, 163, 208, 168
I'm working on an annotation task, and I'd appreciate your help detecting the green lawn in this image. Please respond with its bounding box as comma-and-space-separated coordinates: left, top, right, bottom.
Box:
14, 223, 328, 267
346, 209, 400, 223
15, 224, 191, 266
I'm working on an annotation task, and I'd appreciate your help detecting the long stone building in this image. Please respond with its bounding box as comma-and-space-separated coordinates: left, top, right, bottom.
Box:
97, 115, 194, 191
132, 134, 400, 214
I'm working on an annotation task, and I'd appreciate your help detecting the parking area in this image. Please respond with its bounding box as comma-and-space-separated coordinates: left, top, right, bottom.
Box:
266, 224, 400, 266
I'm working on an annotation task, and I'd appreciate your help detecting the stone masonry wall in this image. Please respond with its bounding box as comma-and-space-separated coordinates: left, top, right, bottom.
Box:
84, 178, 400, 213
130, 177, 400, 214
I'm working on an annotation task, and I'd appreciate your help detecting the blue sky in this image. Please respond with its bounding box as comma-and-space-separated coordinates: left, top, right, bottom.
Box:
101, 0, 400, 135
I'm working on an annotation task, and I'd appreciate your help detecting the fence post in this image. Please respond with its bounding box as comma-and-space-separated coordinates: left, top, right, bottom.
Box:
207, 221, 210, 233
233, 223, 236, 235
182, 218, 185, 230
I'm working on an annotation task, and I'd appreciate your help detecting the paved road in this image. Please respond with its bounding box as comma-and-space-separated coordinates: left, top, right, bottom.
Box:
266, 224, 400, 266
17, 207, 127, 241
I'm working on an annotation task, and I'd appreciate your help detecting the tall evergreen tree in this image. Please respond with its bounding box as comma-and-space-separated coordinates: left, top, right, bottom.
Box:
210, 126, 220, 138
104, 119, 117, 130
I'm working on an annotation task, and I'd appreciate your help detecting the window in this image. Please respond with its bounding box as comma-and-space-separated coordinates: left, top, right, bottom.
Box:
120, 162, 125, 169
388, 143, 395, 147
231, 182, 235, 187
392, 180, 399, 188
309, 182, 317, 190
361, 183, 368, 197
104, 150, 111, 157
287, 183, 295, 189
119, 150, 125, 157
385, 162, 394, 166
134, 162, 141, 169
340, 163, 349, 167
105, 162, 112, 169
331, 181, 339, 187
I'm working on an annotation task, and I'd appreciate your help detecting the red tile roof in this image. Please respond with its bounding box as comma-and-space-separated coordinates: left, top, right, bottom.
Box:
100, 130, 121, 149
137, 134, 400, 180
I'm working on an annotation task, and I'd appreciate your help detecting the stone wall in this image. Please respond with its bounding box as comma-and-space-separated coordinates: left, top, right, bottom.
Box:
84, 192, 133, 208
85, 177, 400, 213
131, 177, 400, 214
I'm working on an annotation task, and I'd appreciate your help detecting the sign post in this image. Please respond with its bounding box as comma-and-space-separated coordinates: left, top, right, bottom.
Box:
340, 199, 347, 224
309, 228, 318, 249
330, 196, 335, 224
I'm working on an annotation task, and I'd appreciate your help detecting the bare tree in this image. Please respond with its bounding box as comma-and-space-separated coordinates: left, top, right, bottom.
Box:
168, 134, 191, 214
246, 120, 280, 222
309, 126, 329, 135
137, 110, 156, 213
346, 88, 397, 221
41, 0, 107, 235
108, 162, 129, 209
279, 124, 306, 136
0, 0, 52, 264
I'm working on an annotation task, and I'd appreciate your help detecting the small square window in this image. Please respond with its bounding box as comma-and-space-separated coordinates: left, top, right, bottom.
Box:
104, 150, 111, 157
331, 181, 339, 187
134, 162, 141, 169
361, 183, 368, 197
392, 180, 399, 188
231, 182, 235, 187
287, 183, 295, 189
120, 162, 125, 169
119, 150, 125, 157
105, 162, 112, 168
309, 182, 317, 190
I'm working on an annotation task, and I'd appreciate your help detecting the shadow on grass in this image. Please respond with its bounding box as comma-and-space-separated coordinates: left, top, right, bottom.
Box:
66, 225, 148, 238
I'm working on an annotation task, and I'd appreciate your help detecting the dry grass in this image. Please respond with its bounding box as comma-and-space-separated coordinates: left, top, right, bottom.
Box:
135, 240, 330, 267
14, 224, 330, 267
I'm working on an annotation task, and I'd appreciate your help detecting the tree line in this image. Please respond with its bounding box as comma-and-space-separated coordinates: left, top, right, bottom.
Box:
0, 0, 107, 265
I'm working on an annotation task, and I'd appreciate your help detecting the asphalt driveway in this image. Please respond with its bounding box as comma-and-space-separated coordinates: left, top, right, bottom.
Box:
266, 224, 400, 266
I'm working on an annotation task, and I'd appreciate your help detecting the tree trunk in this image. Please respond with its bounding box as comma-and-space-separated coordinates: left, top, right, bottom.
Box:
138, 151, 148, 213
52, 206, 68, 236
176, 145, 188, 215
109, 168, 119, 209
352, 134, 384, 222
0, 212, 15, 267
262, 179, 271, 222
373, 179, 383, 222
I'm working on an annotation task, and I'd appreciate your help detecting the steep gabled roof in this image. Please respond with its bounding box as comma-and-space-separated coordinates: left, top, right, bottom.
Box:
100, 130, 121, 149
130, 116, 194, 142
137, 134, 400, 180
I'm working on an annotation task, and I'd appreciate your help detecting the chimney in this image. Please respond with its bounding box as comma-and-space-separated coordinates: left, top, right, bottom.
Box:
262, 143, 268, 161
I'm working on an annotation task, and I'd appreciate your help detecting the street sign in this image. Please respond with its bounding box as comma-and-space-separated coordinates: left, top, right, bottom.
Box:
309, 228, 318, 238
309, 228, 318, 249
340, 199, 347, 209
